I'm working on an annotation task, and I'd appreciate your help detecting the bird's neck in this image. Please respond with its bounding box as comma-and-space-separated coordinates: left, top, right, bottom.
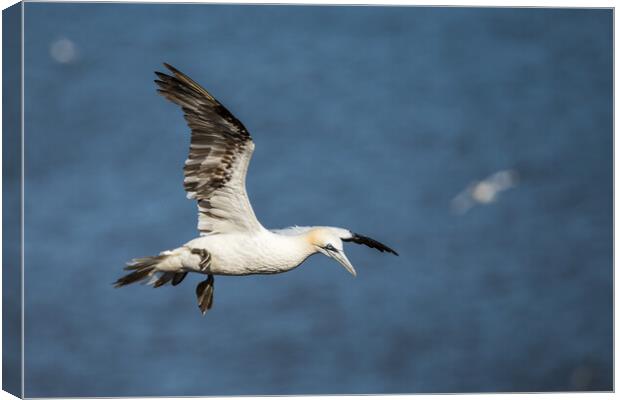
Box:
264, 231, 317, 272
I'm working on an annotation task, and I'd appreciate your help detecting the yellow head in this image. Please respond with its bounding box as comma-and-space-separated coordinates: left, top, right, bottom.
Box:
306, 227, 356, 276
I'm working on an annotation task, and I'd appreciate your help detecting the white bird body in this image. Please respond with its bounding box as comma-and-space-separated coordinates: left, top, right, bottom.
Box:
157, 227, 351, 275
181, 229, 315, 275
115, 64, 398, 315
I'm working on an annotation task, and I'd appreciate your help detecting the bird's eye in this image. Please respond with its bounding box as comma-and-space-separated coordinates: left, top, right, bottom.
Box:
325, 244, 337, 252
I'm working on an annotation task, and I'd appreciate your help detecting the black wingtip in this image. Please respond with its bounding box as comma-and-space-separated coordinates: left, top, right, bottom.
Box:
154, 63, 177, 81
163, 62, 177, 72
385, 247, 399, 256
380, 245, 399, 256
344, 232, 399, 256
154, 71, 168, 79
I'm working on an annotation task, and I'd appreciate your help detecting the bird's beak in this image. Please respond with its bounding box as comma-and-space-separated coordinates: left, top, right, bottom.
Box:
331, 251, 357, 277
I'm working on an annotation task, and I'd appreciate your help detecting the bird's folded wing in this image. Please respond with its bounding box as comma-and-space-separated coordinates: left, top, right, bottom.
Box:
155, 63, 262, 234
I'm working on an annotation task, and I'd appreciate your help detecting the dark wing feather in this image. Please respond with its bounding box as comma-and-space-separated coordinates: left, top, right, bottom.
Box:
154, 63, 261, 234
343, 232, 399, 256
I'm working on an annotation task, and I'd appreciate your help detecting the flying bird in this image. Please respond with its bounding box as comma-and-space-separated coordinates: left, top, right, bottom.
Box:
115, 63, 398, 315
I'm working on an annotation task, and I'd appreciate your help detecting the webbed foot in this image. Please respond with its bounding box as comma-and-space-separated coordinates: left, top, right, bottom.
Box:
195, 274, 214, 316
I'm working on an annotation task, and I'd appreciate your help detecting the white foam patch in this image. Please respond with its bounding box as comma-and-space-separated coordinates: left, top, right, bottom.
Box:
50, 38, 77, 64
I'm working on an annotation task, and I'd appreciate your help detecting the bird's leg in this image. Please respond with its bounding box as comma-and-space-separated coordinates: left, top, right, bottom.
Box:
195, 274, 214, 316
190, 248, 211, 272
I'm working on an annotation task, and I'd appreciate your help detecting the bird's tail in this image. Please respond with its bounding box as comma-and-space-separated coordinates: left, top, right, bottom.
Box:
114, 254, 188, 288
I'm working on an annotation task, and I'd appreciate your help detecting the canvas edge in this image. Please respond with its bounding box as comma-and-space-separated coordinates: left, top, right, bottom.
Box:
2, 1, 24, 398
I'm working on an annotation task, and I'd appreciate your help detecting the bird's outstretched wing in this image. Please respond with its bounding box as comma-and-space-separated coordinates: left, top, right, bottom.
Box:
154, 63, 262, 234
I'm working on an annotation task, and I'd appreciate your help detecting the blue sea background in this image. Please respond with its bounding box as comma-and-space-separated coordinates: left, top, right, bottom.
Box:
18, 4, 612, 397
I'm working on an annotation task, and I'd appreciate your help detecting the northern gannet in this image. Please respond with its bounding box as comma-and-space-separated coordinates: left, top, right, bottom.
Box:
115, 63, 398, 315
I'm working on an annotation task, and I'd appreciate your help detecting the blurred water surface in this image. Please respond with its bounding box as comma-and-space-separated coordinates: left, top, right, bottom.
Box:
20, 4, 612, 397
